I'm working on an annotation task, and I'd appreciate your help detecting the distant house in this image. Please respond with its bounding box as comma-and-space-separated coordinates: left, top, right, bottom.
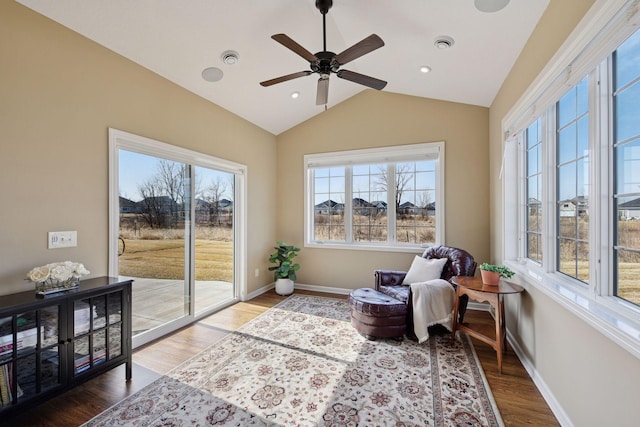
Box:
219, 199, 233, 213
352, 198, 373, 215
399, 201, 418, 215
528, 198, 541, 215
141, 196, 178, 214
315, 200, 343, 215
370, 201, 388, 215
559, 196, 588, 217
424, 201, 436, 217
619, 197, 640, 220
119, 196, 141, 214
559, 201, 576, 217
195, 199, 211, 222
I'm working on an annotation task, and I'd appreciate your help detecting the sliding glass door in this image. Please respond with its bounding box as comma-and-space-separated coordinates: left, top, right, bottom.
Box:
109, 129, 243, 348
193, 166, 235, 316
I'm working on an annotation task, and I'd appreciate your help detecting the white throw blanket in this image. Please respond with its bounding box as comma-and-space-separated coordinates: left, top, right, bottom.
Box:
410, 279, 456, 344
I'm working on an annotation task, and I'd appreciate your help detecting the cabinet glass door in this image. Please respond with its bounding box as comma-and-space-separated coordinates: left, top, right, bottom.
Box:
0, 305, 61, 409
73, 292, 123, 376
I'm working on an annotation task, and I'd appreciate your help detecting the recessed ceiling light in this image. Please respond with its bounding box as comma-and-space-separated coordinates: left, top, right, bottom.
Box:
475, 0, 510, 13
202, 67, 223, 82
434, 36, 455, 50
221, 50, 239, 65
420, 66, 432, 73
291, 91, 300, 99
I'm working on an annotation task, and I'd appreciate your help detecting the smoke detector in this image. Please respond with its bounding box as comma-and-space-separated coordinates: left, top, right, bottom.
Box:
434, 36, 455, 50
221, 50, 239, 65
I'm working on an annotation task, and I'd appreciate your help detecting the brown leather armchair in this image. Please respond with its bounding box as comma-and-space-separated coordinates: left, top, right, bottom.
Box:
374, 245, 477, 333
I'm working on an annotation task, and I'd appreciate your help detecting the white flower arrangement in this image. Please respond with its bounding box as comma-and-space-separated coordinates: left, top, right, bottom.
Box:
27, 261, 90, 292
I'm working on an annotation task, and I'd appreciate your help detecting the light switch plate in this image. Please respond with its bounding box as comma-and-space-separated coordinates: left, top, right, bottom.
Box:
48, 231, 77, 249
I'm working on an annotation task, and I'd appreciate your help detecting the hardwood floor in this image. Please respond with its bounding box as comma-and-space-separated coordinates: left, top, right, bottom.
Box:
3, 289, 558, 426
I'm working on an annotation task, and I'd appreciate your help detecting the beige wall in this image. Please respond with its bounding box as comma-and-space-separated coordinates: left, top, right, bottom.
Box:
0, 1, 277, 296
490, 0, 639, 425
277, 91, 489, 289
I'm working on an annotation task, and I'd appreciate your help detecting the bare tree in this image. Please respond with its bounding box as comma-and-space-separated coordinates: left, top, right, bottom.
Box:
417, 190, 432, 218
206, 176, 229, 225
374, 164, 413, 211
138, 176, 164, 228
135, 160, 187, 228
157, 160, 186, 225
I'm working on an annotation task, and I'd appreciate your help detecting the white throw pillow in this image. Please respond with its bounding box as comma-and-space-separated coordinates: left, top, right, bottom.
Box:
402, 256, 448, 285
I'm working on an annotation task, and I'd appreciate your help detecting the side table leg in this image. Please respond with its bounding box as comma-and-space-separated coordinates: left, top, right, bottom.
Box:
451, 289, 461, 341
495, 297, 504, 374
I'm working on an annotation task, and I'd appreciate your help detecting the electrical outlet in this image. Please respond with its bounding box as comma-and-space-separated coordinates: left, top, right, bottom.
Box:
255, 268, 260, 277
48, 231, 77, 249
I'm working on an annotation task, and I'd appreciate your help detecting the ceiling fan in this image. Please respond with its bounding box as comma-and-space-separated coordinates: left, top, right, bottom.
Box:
260, 0, 387, 106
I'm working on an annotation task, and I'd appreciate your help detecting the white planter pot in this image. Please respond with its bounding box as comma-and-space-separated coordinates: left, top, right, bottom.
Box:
275, 278, 294, 296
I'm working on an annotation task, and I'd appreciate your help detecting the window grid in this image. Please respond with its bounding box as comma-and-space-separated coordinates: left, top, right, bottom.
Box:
526, 118, 543, 263
556, 76, 590, 284
313, 167, 346, 242
612, 29, 640, 306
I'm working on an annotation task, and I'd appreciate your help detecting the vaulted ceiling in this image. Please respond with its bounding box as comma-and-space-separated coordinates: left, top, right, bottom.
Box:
18, 0, 549, 135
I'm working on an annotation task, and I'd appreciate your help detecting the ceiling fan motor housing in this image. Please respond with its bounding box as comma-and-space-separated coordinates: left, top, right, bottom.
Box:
312, 51, 339, 76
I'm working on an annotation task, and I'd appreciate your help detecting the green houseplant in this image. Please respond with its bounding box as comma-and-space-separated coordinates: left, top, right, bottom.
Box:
269, 241, 300, 295
479, 262, 515, 286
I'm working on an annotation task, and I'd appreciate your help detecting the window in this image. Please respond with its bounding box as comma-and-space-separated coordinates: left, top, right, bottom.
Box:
556, 76, 590, 283
613, 29, 640, 304
108, 129, 247, 348
305, 142, 444, 251
525, 118, 543, 263
503, 12, 640, 357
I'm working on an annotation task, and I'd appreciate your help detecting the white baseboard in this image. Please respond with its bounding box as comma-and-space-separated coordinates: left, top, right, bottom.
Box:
505, 329, 573, 426
294, 283, 352, 295
243, 282, 352, 301
243, 283, 275, 301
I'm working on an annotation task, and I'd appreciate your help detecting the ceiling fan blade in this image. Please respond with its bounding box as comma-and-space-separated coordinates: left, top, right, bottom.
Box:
272, 34, 318, 63
316, 77, 329, 105
337, 69, 387, 90
334, 34, 385, 66
260, 71, 312, 87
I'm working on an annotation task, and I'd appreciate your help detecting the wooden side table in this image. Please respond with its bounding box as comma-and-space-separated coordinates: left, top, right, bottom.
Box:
451, 276, 524, 374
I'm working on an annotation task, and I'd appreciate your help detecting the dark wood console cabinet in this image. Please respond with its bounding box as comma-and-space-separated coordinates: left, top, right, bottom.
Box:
0, 276, 132, 417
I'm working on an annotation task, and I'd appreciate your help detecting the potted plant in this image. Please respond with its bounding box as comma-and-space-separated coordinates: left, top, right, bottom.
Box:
269, 241, 301, 295
479, 263, 515, 286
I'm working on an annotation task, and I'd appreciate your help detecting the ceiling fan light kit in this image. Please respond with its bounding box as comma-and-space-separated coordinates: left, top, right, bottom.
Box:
260, 0, 387, 106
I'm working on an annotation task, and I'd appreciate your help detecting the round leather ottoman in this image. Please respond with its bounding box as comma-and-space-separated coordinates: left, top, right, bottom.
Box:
348, 288, 408, 340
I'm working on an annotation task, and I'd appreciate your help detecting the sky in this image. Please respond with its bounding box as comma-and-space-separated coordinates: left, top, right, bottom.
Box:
118, 150, 233, 202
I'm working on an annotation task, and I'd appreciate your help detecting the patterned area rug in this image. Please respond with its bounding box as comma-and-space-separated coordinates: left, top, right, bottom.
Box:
84, 295, 503, 426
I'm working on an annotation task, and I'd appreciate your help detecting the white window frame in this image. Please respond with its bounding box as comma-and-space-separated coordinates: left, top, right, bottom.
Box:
108, 128, 248, 302
304, 142, 445, 252
501, 0, 640, 358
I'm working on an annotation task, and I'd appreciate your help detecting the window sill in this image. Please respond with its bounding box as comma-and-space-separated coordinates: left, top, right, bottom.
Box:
304, 241, 427, 254
504, 260, 640, 359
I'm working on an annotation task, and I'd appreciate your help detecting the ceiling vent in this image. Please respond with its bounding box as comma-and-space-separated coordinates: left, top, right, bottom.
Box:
221, 50, 239, 65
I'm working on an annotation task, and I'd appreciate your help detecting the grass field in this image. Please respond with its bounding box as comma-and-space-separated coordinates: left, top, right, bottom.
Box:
119, 226, 233, 282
